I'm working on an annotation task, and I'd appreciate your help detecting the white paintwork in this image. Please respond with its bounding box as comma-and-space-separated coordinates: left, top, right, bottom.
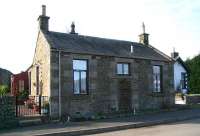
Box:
173, 61, 188, 93
131, 45, 133, 53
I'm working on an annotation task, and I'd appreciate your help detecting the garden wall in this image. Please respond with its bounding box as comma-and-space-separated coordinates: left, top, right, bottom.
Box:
186, 95, 200, 104
0, 96, 18, 129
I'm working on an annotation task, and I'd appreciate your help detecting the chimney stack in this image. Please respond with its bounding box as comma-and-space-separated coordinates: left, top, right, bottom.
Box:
171, 48, 179, 58
42, 5, 46, 16
38, 5, 50, 32
139, 22, 149, 45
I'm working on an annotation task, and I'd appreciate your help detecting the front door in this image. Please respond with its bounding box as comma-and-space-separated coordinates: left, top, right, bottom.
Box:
118, 79, 132, 112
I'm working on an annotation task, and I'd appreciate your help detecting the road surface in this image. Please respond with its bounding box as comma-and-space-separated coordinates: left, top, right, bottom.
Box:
84, 118, 200, 136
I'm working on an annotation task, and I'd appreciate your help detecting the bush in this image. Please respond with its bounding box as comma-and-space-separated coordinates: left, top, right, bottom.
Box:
0, 85, 9, 96
17, 90, 29, 101
185, 54, 200, 94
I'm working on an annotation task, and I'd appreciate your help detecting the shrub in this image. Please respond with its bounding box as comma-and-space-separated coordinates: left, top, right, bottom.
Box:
185, 54, 200, 94
0, 85, 9, 96
17, 90, 29, 101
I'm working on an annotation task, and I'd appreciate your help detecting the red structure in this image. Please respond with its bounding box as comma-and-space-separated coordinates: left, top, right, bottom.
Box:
11, 71, 29, 96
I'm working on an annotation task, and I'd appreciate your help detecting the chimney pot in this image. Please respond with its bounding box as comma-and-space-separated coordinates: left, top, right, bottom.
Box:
139, 22, 149, 45
38, 5, 50, 32
171, 52, 179, 59
42, 5, 46, 16
70, 22, 76, 34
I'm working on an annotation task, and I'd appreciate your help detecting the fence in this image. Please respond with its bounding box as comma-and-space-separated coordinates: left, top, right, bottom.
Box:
16, 96, 49, 117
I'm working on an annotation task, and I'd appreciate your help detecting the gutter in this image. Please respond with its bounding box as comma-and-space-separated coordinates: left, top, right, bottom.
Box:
50, 48, 171, 62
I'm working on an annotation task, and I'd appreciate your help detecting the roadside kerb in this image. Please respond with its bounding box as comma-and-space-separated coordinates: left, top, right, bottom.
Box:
34, 114, 200, 136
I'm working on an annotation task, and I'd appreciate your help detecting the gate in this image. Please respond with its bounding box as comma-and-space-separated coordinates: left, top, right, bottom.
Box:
16, 96, 49, 117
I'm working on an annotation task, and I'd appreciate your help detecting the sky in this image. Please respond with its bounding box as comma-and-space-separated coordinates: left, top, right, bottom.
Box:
0, 0, 200, 73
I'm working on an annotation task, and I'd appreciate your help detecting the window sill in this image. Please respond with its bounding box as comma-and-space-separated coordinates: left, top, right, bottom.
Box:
72, 94, 90, 100
116, 74, 131, 76
149, 92, 164, 97
73, 93, 89, 96
115, 74, 132, 78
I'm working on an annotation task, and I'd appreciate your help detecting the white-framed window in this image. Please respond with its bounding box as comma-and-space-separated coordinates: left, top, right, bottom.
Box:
153, 65, 162, 92
117, 63, 130, 75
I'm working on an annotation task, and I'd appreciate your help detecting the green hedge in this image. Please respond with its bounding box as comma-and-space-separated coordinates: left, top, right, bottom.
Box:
185, 54, 200, 94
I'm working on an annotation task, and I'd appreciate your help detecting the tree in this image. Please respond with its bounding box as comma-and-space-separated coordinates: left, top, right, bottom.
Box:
0, 85, 9, 96
185, 54, 200, 94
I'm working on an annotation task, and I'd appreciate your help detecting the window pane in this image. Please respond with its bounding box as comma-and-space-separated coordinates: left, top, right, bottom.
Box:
157, 76, 161, 92
123, 64, 129, 74
153, 66, 160, 74
117, 64, 123, 74
73, 60, 87, 70
21, 81, 24, 91
74, 71, 80, 94
81, 72, 87, 94
153, 75, 157, 91
153, 66, 161, 92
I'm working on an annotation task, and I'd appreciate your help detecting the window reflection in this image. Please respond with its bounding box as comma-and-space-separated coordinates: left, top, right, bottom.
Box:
117, 63, 129, 75
153, 66, 162, 92
73, 60, 87, 70
81, 72, 86, 93
117, 64, 123, 74
73, 59, 88, 94
73, 71, 80, 94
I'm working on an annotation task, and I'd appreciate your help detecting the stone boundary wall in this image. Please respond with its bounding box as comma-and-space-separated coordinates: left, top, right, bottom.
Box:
0, 96, 18, 129
186, 95, 200, 104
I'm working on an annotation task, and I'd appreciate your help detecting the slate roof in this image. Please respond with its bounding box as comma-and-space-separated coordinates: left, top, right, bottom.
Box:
44, 31, 171, 61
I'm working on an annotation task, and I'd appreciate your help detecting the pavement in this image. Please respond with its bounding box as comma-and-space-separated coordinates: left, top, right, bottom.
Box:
85, 118, 200, 136
0, 109, 200, 136
175, 96, 186, 105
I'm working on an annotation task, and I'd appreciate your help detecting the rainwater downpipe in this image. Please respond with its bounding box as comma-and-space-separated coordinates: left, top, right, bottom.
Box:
58, 51, 61, 118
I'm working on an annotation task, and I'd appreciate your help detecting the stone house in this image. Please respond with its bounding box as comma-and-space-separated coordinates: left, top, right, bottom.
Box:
28, 5, 175, 118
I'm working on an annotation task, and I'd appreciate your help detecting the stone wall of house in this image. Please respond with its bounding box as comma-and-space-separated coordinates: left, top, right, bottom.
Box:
91, 56, 118, 113
136, 59, 174, 110
29, 31, 51, 97
50, 51, 174, 118
49, 50, 59, 118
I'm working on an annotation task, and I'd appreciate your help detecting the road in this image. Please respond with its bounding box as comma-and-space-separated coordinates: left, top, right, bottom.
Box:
84, 118, 200, 136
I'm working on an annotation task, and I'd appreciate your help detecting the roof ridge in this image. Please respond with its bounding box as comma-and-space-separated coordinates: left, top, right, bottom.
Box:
48, 31, 140, 44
